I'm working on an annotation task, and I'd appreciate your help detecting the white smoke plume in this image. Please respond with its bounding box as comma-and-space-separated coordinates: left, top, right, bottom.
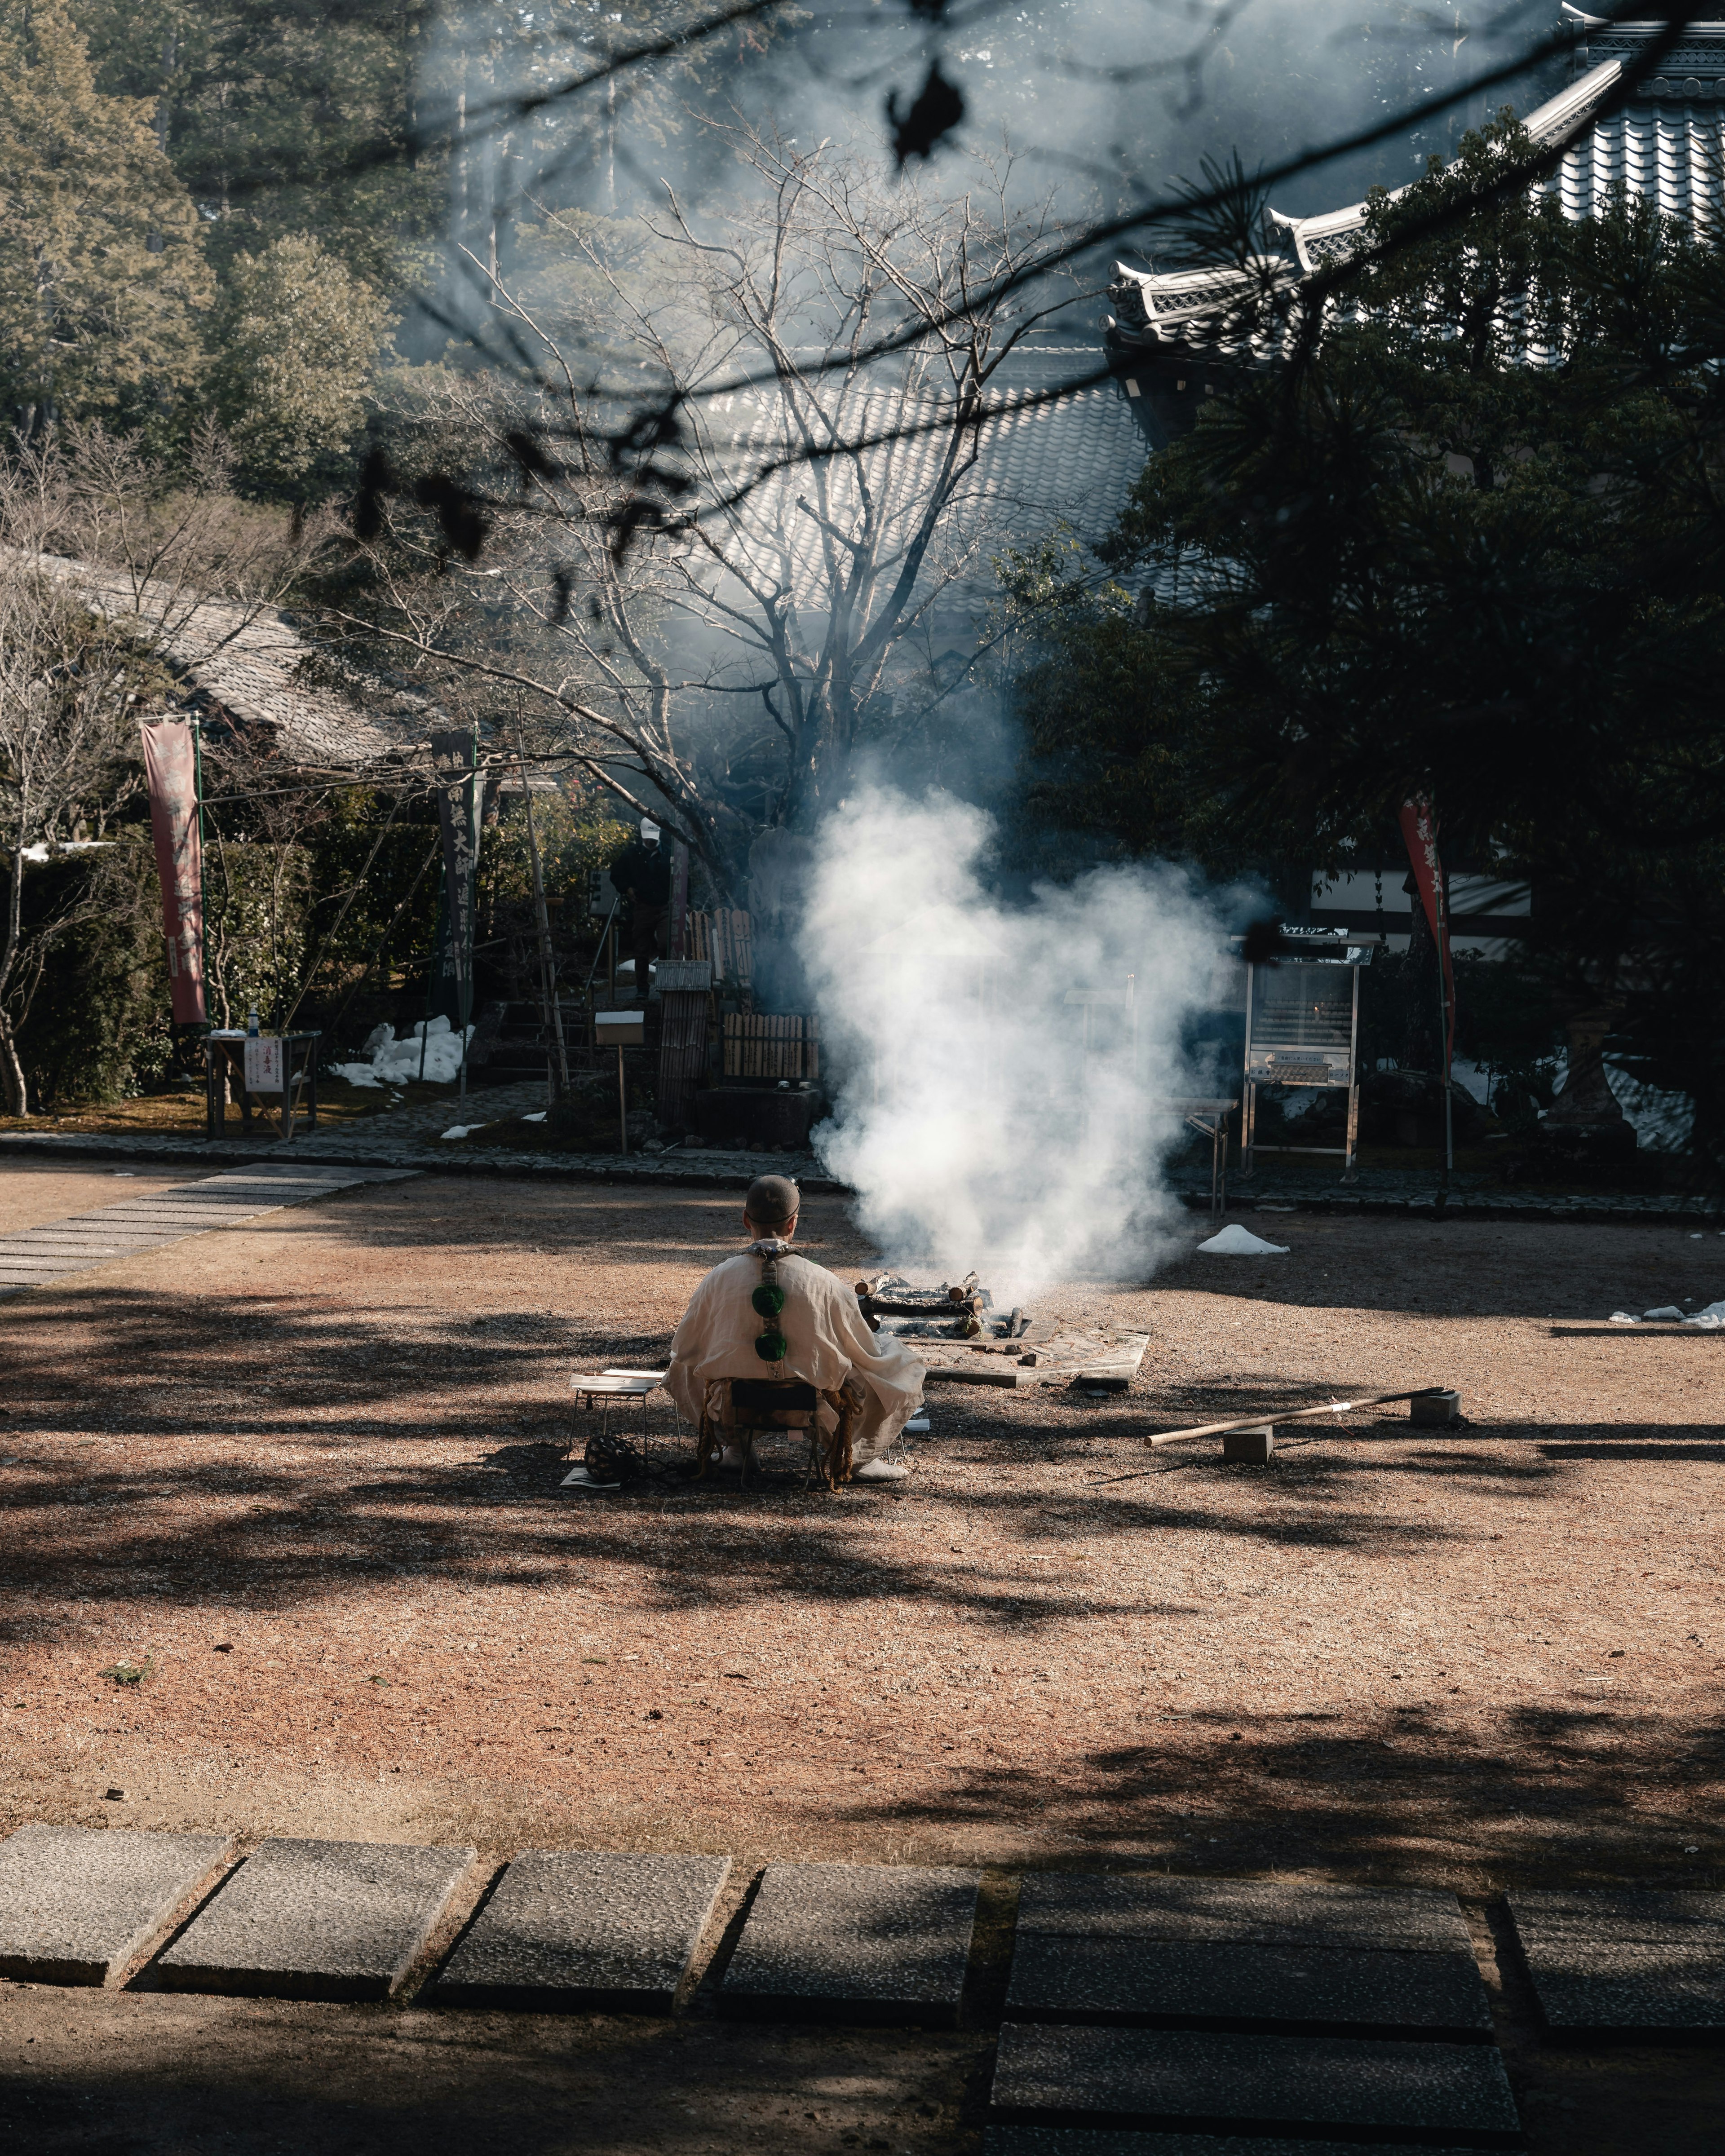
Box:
804, 786, 1235, 1296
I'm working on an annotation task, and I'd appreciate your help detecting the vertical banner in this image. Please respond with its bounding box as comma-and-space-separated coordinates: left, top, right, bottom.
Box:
429, 729, 482, 1034
140, 720, 206, 1023
669, 838, 690, 960
1398, 798, 1454, 1057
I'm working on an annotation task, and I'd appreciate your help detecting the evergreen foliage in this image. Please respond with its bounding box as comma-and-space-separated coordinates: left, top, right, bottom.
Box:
0, 0, 212, 436
207, 234, 392, 488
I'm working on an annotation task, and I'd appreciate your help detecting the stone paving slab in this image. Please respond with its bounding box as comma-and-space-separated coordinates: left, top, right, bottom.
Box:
721, 1863, 980, 2027
157, 1837, 473, 2001
1014, 1877, 1472, 1952
1004, 1936, 1492, 2036
436, 1850, 730, 2011
0, 1823, 232, 1985
1508, 1891, 1725, 2033
985, 2132, 1491, 2156
1508, 1889, 1725, 1944
990, 2024, 1520, 2141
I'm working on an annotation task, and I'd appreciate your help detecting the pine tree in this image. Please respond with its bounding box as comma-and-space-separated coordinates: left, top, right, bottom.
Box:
207, 231, 391, 486
0, 0, 212, 435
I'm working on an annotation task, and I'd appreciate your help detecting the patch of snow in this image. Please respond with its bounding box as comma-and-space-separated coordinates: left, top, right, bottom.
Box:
1608, 1312, 1638, 1324
1684, 1300, 1725, 1329
18, 839, 114, 864
1605, 1060, 1694, 1152
1197, 1223, 1290, 1256
340, 1019, 476, 1087
522, 1111, 546, 1123
1643, 1305, 1683, 1321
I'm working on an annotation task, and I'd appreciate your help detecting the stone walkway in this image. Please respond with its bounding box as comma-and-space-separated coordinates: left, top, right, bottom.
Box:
0, 1162, 419, 1299
2, 1823, 1547, 2142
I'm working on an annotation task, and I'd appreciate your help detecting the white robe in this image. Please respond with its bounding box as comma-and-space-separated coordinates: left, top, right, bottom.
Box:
666, 1249, 924, 1462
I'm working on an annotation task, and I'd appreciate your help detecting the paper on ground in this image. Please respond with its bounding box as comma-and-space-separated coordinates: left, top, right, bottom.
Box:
1197, 1223, 1290, 1256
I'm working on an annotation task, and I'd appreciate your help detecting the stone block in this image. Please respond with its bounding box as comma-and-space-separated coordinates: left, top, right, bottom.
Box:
989, 2024, 1520, 2140
721, 1862, 980, 2027
1508, 1891, 1725, 2033
1411, 1390, 1462, 1426
158, 1837, 472, 2001
1221, 1425, 1274, 1463
0, 1823, 232, 1985
985, 2132, 1488, 2156
1004, 1935, 1491, 2036
436, 1850, 730, 2011
1014, 1876, 1472, 1953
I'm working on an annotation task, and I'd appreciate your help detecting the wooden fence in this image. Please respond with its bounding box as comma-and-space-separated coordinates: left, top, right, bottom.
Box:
722, 1012, 819, 1082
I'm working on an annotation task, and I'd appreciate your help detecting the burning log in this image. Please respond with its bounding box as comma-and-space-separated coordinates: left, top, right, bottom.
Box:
945, 1272, 981, 1303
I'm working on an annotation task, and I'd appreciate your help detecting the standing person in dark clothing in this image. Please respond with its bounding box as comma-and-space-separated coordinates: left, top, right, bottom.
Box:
610, 818, 672, 999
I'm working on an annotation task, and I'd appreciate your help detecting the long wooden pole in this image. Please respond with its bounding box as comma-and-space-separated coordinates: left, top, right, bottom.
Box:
1143, 1387, 1448, 1449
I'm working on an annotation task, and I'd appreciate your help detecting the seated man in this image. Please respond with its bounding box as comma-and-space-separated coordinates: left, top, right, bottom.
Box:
666, 1174, 922, 1483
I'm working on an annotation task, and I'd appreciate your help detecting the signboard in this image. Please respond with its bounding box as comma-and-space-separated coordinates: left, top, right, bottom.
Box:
244, 1037, 284, 1092
593, 1009, 646, 1044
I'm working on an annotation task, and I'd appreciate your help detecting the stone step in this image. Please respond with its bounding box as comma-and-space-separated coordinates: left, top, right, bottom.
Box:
0, 1822, 232, 1986
986, 2132, 1493, 2156
1014, 1877, 1473, 1951
721, 1862, 980, 2028
1508, 1889, 1725, 2035
436, 1850, 730, 2011
989, 2025, 1520, 2143
1007, 1876, 1489, 2037
158, 1837, 473, 2002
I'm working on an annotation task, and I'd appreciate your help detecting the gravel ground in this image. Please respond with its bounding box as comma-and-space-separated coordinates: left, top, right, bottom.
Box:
1, 1166, 1722, 2152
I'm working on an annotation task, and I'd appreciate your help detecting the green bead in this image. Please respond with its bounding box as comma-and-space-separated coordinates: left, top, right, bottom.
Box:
753, 1330, 788, 1363
751, 1283, 787, 1318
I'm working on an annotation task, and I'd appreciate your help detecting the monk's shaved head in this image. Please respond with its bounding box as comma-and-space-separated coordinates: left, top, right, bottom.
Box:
743, 1173, 800, 1228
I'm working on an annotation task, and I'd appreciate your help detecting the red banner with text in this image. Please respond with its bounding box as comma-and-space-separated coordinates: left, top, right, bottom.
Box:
1398, 797, 1453, 1063
141, 720, 207, 1024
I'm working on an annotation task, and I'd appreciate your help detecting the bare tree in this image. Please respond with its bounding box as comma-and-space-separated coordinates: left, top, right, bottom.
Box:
336, 125, 1086, 889
0, 567, 148, 1113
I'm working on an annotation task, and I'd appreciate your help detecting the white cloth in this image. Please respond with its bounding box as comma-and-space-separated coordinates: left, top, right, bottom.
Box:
666, 1249, 924, 1463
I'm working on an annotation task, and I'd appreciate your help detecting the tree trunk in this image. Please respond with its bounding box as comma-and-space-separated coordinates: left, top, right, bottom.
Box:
0, 1011, 28, 1117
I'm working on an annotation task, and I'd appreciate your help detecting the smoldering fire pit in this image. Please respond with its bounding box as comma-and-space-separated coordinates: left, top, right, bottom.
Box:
852, 1272, 1150, 1392
854, 1271, 1031, 1345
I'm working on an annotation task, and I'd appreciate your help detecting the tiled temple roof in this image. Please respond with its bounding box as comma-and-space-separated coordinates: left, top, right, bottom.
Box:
1111, 13, 1725, 343
705, 337, 1150, 623
17, 551, 433, 770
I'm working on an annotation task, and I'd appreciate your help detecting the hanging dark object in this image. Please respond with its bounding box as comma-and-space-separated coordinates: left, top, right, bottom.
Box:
1240, 917, 1283, 966
504, 427, 560, 486
887, 62, 964, 168
352, 447, 398, 543
551, 567, 574, 623
413, 474, 487, 561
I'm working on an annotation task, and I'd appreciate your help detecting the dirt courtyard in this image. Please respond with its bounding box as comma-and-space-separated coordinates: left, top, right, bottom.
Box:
0, 1162, 1721, 2151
